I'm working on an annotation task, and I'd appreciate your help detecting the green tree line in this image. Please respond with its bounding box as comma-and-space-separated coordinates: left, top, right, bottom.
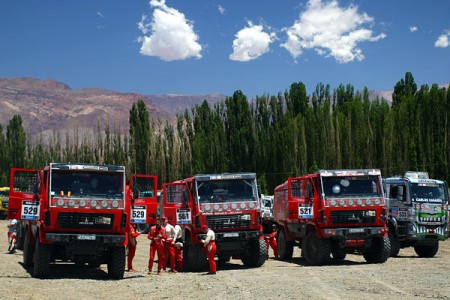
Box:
1, 72, 449, 193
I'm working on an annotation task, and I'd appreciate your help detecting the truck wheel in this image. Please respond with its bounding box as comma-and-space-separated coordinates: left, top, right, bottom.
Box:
304, 231, 331, 266
388, 229, 400, 257
107, 246, 126, 279
33, 237, 52, 278
23, 229, 35, 267
331, 249, 346, 260
241, 239, 267, 268
218, 253, 231, 263
16, 221, 25, 250
414, 240, 439, 258
277, 229, 293, 260
183, 235, 207, 272
363, 236, 390, 264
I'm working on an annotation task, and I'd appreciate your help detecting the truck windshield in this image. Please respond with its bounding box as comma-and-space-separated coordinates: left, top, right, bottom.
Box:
50, 170, 124, 199
411, 183, 447, 203
197, 179, 256, 204
322, 176, 382, 198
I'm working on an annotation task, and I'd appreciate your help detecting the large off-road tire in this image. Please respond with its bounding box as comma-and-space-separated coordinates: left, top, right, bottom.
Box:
388, 229, 400, 257
183, 235, 207, 272
107, 246, 126, 279
241, 239, 267, 268
304, 232, 331, 266
217, 253, 231, 264
363, 236, 390, 264
23, 229, 35, 267
277, 228, 294, 260
414, 240, 439, 258
33, 237, 52, 278
16, 221, 25, 250
331, 249, 347, 260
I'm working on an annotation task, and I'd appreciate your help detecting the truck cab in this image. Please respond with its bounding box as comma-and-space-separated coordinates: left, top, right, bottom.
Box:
384, 171, 449, 257
129, 174, 158, 234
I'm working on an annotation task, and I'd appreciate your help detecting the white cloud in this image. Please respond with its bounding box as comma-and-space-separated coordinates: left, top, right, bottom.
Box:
281, 0, 386, 63
218, 4, 225, 15
409, 26, 418, 32
435, 32, 449, 48
138, 0, 202, 61
229, 21, 276, 62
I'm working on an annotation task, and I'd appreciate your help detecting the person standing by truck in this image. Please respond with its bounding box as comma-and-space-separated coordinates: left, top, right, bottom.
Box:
201, 224, 216, 275
172, 223, 183, 271
162, 217, 177, 272
127, 223, 140, 272
263, 223, 278, 259
7, 218, 17, 253
148, 219, 167, 274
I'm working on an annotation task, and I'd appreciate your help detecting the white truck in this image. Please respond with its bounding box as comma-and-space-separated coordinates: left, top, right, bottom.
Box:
384, 171, 449, 257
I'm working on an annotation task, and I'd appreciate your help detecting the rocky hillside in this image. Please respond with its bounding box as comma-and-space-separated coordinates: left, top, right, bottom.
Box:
0, 77, 226, 136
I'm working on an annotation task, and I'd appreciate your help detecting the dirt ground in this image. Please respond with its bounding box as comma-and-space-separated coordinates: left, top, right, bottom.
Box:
1, 219, 450, 300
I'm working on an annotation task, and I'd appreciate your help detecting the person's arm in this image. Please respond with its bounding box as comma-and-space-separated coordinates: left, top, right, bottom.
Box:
148, 228, 154, 241
131, 226, 140, 239
172, 226, 180, 244
203, 230, 212, 246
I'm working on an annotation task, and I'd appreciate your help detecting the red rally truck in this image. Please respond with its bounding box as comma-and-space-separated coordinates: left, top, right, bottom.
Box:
274, 169, 390, 265
129, 174, 159, 233
8, 163, 148, 279
162, 173, 266, 271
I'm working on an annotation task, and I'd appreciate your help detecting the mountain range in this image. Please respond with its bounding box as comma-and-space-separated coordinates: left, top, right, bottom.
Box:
0, 77, 394, 137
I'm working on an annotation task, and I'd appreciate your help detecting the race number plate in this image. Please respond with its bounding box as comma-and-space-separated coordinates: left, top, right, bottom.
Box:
77, 234, 96, 241
21, 201, 40, 220
298, 204, 313, 219
176, 208, 191, 225
131, 205, 146, 223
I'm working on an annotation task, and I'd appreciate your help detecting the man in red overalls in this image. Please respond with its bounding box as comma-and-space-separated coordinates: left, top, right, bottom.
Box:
148, 219, 167, 274
201, 224, 216, 275
263, 223, 278, 259
127, 223, 140, 272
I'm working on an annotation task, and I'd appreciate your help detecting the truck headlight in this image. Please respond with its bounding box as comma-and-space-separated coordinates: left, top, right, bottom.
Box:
241, 214, 251, 221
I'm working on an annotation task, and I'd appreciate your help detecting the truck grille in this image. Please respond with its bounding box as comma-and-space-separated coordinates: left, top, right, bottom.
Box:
330, 210, 376, 225
58, 212, 115, 230
206, 214, 250, 230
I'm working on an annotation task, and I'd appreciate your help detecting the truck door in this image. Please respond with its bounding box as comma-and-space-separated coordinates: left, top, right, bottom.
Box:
289, 177, 314, 220
163, 182, 191, 225
129, 174, 158, 225
8, 168, 39, 220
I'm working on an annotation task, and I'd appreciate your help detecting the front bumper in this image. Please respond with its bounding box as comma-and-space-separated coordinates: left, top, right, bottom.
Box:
321, 226, 388, 239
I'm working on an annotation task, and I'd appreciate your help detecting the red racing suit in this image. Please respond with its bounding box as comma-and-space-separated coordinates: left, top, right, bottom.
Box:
148, 225, 167, 273
127, 224, 140, 271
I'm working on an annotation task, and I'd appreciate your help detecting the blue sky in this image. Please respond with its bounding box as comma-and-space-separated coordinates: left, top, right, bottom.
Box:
1, 0, 449, 99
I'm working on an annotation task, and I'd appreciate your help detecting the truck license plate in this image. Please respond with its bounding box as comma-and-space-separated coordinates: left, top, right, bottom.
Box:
223, 232, 239, 237
77, 234, 96, 241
